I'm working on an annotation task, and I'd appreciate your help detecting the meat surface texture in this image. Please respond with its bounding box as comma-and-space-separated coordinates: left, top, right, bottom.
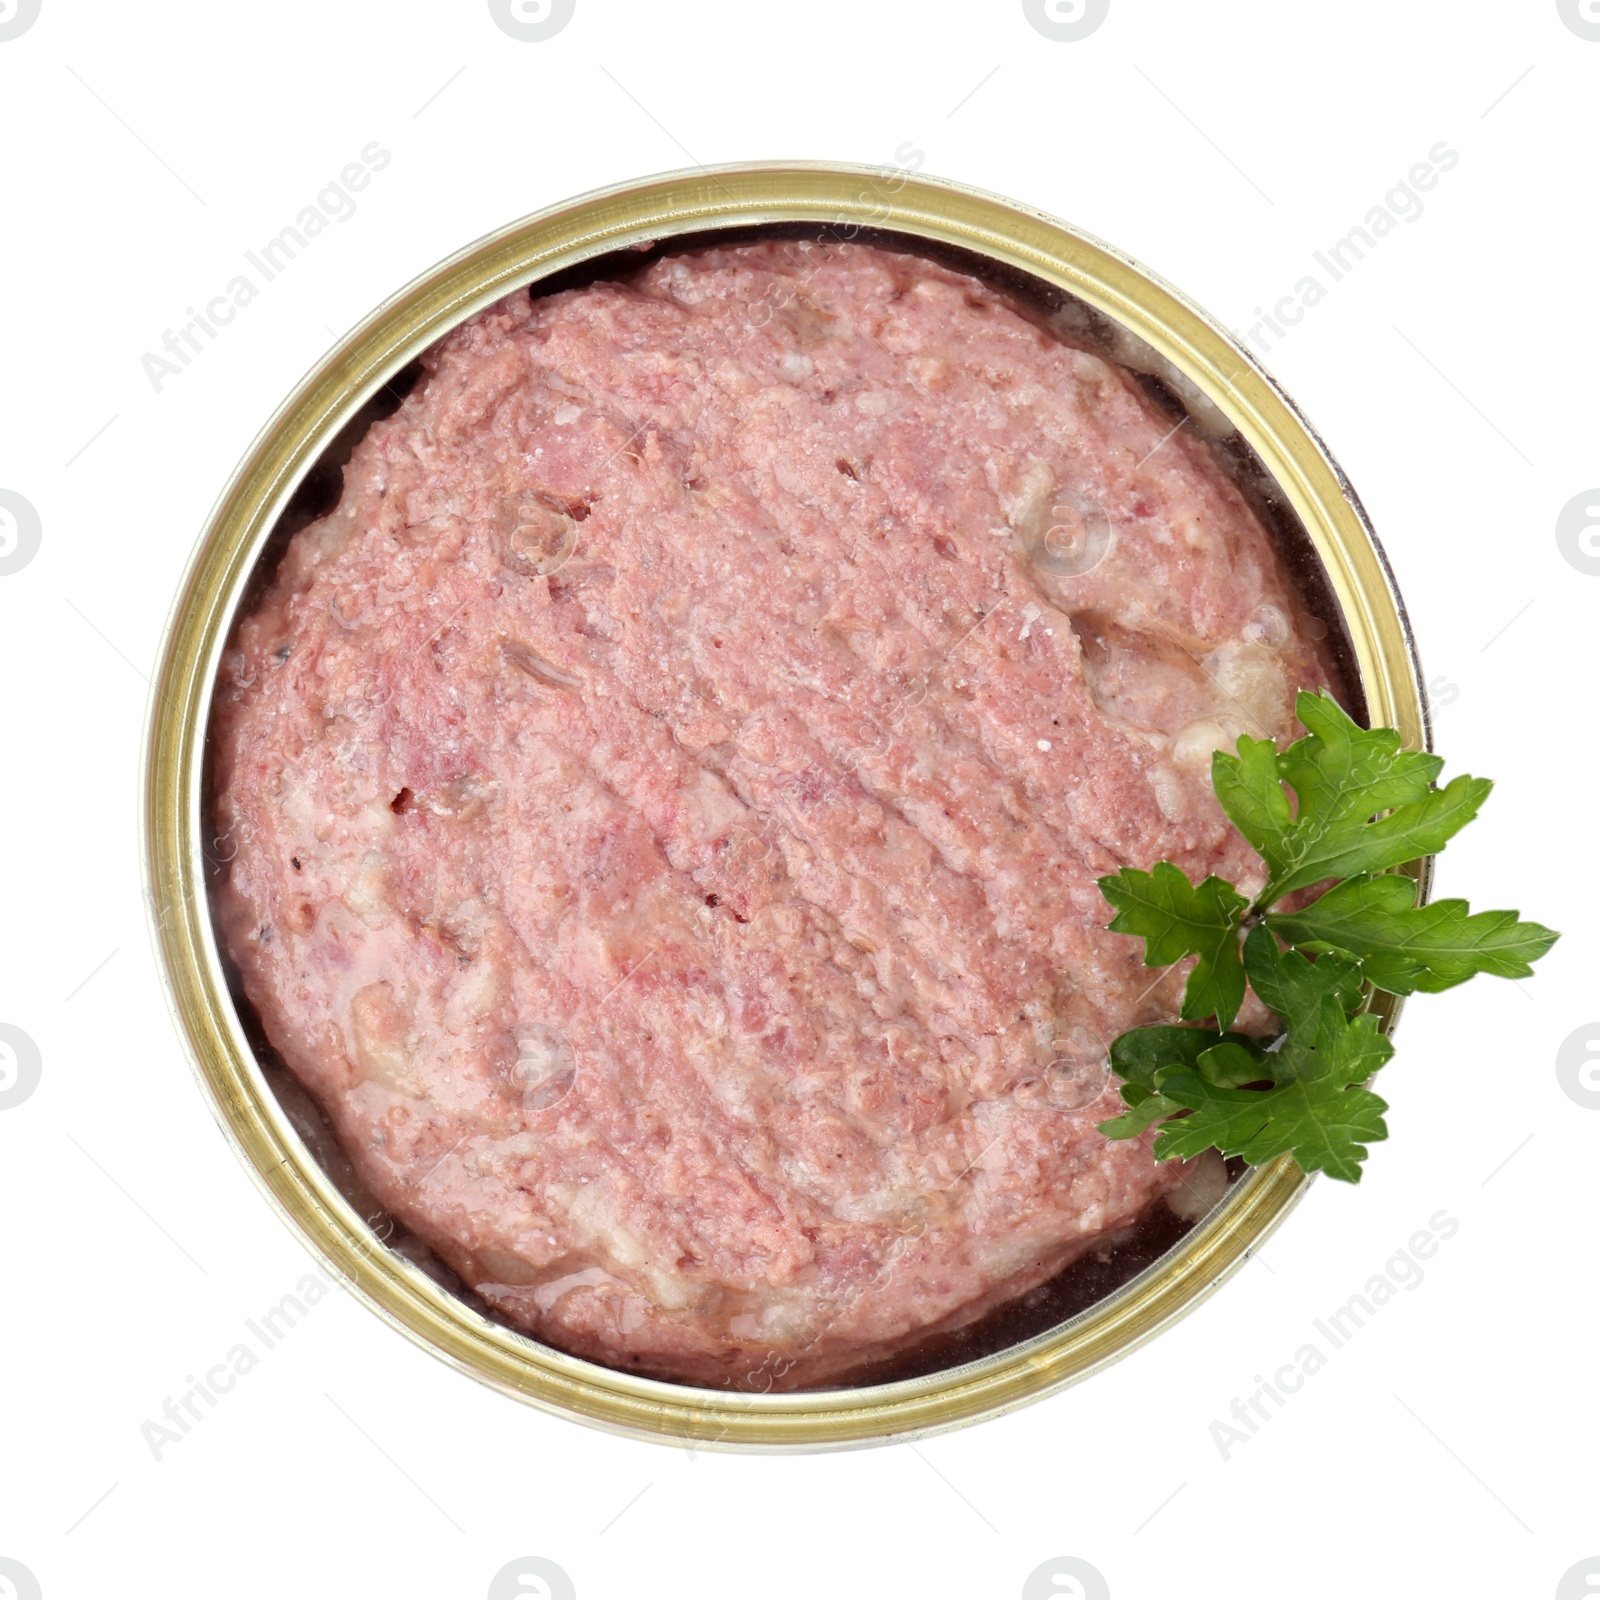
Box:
213, 240, 1338, 1389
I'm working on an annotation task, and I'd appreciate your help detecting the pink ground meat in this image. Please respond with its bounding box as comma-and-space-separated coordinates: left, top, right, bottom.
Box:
212, 240, 1339, 1388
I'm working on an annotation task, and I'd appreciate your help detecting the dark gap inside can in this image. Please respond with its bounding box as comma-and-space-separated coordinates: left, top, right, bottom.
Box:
203, 220, 1356, 1393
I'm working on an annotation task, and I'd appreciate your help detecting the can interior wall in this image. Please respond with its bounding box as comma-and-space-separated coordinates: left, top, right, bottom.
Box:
145, 164, 1426, 1451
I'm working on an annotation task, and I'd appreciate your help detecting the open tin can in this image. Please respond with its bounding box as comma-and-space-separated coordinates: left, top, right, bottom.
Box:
145, 163, 1427, 1450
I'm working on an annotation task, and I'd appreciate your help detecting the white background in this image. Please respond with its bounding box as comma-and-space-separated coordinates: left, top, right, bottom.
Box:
2, 2, 1596, 1597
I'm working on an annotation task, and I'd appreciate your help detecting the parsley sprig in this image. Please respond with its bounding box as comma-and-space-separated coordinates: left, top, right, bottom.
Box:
1096, 690, 1558, 1182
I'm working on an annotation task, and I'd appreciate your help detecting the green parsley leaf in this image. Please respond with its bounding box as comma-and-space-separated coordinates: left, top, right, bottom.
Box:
1107, 1024, 1268, 1090
1097, 862, 1250, 1029
1095, 697, 1557, 1183
1266, 873, 1560, 995
1146, 995, 1392, 1183
1214, 690, 1493, 905
1191, 1039, 1277, 1089
1102, 929, 1393, 1181
1098, 1084, 1188, 1141
1097, 1028, 1270, 1139
1240, 922, 1363, 1044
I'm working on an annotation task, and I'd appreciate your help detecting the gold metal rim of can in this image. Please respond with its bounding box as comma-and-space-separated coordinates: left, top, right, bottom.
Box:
144, 162, 1426, 1452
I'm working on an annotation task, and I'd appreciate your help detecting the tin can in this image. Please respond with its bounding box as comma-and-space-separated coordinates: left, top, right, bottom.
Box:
144, 163, 1426, 1451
